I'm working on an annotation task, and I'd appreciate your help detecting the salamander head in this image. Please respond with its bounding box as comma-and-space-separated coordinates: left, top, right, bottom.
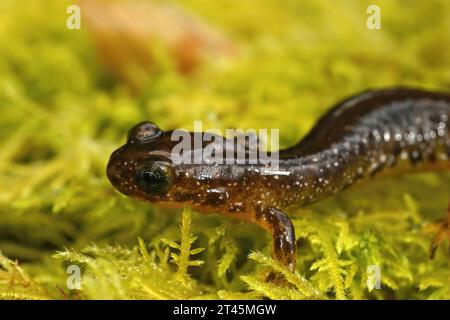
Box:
107, 122, 180, 203
107, 121, 248, 212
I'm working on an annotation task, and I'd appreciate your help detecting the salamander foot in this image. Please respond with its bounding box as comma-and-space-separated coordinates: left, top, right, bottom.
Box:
254, 206, 296, 283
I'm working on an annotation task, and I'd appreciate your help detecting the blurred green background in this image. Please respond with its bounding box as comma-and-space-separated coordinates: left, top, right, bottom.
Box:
0, 0, 449, 299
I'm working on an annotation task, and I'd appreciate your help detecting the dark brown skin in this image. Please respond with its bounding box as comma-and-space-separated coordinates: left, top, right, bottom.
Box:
107, 88, 450, 272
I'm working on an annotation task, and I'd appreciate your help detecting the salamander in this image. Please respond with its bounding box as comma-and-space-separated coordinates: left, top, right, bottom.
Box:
107, 87, 450, 272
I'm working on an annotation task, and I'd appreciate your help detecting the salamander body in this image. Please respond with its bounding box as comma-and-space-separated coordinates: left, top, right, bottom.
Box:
107, 88, 450, 270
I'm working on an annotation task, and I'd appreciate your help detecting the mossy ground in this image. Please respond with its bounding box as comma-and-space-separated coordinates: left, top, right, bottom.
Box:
0, 0, 449, 299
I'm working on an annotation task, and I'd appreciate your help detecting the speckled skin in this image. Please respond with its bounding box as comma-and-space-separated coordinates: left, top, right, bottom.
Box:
107, 88, 450, 271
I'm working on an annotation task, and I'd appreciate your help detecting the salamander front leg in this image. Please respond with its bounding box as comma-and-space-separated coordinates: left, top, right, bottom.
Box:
255, 206, 296, 271
429, 203, 450, 259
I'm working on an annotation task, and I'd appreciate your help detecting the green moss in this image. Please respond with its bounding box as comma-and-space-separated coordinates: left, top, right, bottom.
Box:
0, 0, 449, 299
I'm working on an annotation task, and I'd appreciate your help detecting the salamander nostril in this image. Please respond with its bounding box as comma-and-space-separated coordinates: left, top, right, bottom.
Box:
108, 172, 120, 186
106, 161, 121, 187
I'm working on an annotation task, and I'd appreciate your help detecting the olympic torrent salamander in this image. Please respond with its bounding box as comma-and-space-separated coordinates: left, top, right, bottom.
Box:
107, 88, 450, 272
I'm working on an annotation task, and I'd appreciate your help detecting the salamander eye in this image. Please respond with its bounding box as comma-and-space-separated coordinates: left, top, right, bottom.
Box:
127, 122, 161, 143
135, 161, 173, 196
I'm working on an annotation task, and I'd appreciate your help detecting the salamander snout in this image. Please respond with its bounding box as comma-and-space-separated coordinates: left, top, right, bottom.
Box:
106, 146, 137, 196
